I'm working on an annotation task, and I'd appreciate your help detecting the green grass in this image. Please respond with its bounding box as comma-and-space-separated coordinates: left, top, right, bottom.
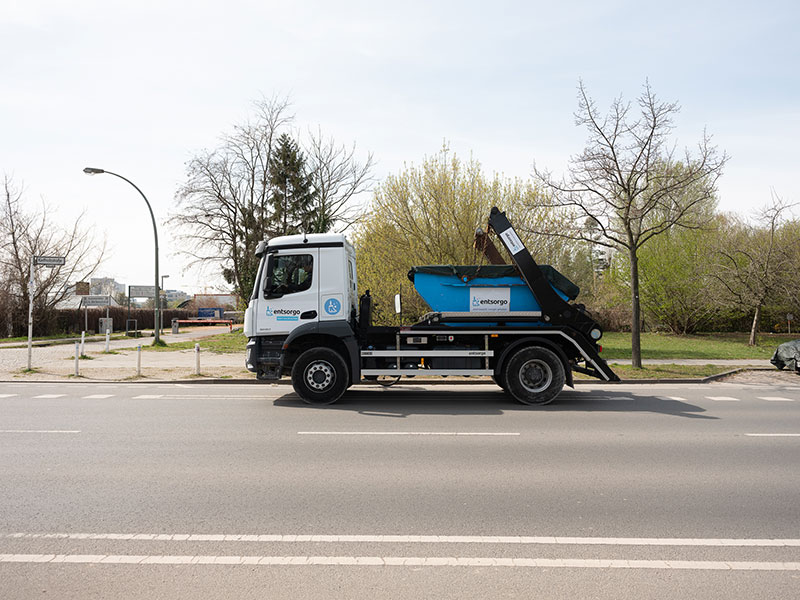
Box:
583, 363, 732, 380
598, 332, 792, 360
131, 330, 247, 353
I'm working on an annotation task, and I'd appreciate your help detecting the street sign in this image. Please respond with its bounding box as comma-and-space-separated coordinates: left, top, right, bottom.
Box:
788, 314, 794, 321
129, 285, 155, 298
75, 282, 90, 295
34, 256, 65, 266
82, 295, 111, 307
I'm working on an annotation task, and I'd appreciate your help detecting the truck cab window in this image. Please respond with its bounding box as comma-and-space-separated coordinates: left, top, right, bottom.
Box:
265, 254, 313, 297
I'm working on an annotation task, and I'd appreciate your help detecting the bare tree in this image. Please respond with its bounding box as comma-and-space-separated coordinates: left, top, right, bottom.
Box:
713, 196, 799, 346
305, 127, 374, 232
173, 96, 293, 304
173, 97, 374, 302
532, 81, 727, 367
1, 175, 105, 337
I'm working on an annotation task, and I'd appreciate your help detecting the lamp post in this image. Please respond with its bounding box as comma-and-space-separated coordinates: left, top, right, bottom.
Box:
83, 167, 161, 345
161, 274, 169, 335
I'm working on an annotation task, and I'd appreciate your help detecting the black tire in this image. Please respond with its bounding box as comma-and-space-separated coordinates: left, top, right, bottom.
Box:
503, 346, 565, 406
291, 347, 349, 405
491, 372, 509, 394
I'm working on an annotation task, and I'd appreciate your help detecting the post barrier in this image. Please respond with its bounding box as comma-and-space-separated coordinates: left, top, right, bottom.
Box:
80, 331, 85, 357
74, 342, 80, 377
195, 343, 200, 375
137, 344, 142, 376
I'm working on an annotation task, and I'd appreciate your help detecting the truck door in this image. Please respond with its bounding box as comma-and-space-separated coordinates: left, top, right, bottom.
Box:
257, 248, 320, 335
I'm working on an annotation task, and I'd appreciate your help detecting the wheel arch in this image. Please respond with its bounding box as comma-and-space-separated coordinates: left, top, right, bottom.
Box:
496, 336, 574, 388
284, 327, 358, 384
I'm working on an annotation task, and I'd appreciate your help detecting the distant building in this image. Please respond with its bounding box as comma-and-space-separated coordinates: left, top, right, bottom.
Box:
90, 277, 126, 296
164, 289, 190, 304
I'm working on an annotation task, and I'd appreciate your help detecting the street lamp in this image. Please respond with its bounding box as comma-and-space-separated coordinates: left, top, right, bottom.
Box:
83, 167, 161, 345
161, 274, 169, 335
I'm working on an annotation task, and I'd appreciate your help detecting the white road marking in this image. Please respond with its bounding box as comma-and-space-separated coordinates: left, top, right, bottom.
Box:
0, 554, 797, 570
297, 431, 520, 437
0, 394, 17, 398
83, 394, 113, 399
132, 395, 163, 399
758, 396, 794, 402
706, 396, 740, 402
745, 433, 800, 437
604, 396, 634, 401
32, 394, 65, 399
0, 430, 80, 434
4, 533, 799, 547
664, 396, 686, 401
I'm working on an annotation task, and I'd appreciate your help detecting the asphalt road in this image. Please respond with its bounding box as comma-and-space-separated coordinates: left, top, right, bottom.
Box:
1, 380, 799, 599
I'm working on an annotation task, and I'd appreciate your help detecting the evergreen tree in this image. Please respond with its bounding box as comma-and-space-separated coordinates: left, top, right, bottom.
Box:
268, 133, 316, 235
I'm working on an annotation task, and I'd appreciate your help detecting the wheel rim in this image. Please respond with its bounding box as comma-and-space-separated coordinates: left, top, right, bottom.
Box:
519, 359, 552, 393
305, 360, 335, 391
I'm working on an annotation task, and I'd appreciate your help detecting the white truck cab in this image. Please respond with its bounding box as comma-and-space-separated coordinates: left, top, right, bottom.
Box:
244, 233, 359, 381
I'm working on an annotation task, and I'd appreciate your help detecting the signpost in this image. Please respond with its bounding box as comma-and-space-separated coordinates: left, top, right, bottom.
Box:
27, 255, 66, 370
128, 285, 156, 336
788, 313, 794, 335
34, 256, 66, 267
82, 295, 111, 307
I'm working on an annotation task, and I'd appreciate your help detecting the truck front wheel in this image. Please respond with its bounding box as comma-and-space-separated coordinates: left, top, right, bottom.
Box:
504, 346, 565, 406
291, 347, 349, 405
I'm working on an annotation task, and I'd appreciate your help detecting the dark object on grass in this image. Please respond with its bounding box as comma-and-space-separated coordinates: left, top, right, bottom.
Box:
770, 340, 800, 372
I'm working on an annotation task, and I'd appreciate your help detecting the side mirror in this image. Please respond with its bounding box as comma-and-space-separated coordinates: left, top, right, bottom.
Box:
394, 293, 402, 314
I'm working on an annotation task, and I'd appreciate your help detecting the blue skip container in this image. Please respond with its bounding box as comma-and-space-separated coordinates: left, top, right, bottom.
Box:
408, 265, 579, 313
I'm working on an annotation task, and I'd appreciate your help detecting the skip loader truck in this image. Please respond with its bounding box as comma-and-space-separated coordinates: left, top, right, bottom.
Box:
244, 207, 619, 405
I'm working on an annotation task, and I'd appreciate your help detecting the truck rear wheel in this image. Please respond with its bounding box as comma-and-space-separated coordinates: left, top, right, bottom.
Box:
291, 347, 349, 405
504, 346, 565, 406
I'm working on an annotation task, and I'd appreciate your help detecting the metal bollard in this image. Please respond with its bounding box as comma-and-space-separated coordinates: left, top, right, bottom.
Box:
105, 328, 110, 353
80, 331, 85, 357
195, 343, 200, 375
137, 344, 142, 376
74, 342, 80, 376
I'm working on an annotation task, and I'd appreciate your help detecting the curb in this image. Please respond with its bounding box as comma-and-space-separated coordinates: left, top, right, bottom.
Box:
0, 367, 787, 385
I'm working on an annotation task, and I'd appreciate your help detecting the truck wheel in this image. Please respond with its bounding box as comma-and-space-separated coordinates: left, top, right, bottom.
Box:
504, 346, 565, 406
291, 348, 349, 405
491, 372, 509, 393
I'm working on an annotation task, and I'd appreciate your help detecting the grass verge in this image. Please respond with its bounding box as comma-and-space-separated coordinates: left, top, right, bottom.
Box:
599, 332, 791, 360
579, 363, 733, 380
129, 330, 247, 353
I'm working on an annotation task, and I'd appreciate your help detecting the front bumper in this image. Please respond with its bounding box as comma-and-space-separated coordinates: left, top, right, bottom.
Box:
246, 336, 288, 380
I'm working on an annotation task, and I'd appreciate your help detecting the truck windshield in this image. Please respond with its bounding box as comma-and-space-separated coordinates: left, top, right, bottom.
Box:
265, 254, 314, 296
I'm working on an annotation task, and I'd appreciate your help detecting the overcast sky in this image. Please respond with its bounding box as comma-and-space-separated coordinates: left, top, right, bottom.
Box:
2, 0, 798, 293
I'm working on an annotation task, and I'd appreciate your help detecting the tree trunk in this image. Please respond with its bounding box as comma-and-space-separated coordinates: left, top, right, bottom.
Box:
630, 249, 642, 368
748, 304, 761, 346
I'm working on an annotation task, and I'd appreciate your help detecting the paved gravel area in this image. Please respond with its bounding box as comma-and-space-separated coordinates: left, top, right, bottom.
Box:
0, 326, 245, 381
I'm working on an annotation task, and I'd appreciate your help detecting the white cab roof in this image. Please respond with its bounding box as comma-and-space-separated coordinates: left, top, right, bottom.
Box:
267, 233, 348, 248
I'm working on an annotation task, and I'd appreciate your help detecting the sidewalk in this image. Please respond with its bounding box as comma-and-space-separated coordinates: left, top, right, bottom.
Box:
0, 326, 245, 381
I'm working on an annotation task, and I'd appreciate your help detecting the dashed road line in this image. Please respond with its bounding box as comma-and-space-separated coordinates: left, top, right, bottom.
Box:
758, 397, 795, 402
0, 430, 80, 434
132, 395, 163, 399
297, 432, 520, 437
706, 396, 740, 402
0, 554, 797, 570
32, 394, 66, 399
745, 433, 800, 438
0, 394, 17, 398
83, 394, 113, 399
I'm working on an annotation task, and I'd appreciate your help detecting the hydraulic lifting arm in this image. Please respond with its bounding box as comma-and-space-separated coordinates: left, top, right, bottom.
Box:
487, 207, 620, 382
